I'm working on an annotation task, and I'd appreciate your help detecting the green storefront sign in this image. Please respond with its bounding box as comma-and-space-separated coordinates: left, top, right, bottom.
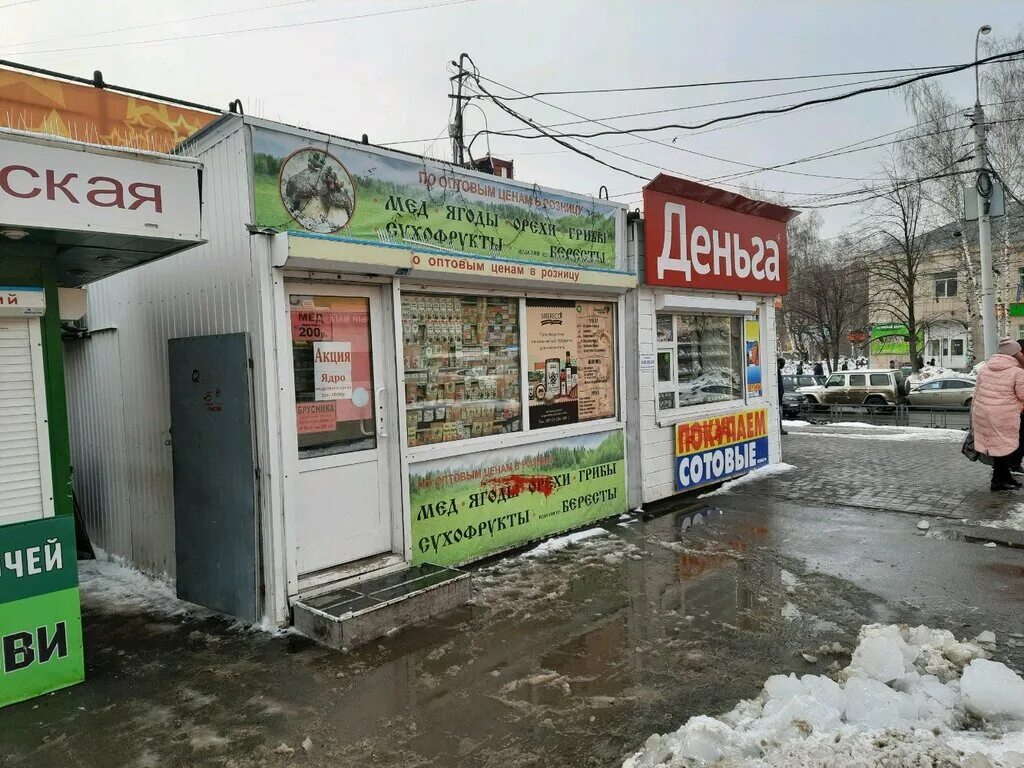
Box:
869, 323, 923, 356
0, 516, 84, 708
410, 430, 626, 566
250, 126, 625, 273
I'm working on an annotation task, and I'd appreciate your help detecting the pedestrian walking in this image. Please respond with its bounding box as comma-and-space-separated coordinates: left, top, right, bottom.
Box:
972, 338, 1024, 491
777, 357, 787, 436
841, 361, 848, 371
796, 361, 804, 376
1011, 339, 1024, 474
813, 361, 824, 377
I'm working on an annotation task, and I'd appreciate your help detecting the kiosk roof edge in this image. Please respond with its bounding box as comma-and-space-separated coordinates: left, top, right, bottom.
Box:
644, 173, 800, 224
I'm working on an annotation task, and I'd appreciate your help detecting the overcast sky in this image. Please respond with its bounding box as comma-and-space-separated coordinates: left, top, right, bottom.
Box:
4, 0, 1023, 235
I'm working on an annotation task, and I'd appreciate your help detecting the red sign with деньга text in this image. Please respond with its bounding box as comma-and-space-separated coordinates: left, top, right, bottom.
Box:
642, 175, 799, 295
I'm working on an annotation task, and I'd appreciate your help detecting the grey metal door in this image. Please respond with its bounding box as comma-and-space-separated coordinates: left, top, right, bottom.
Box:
168, 333, 259, 621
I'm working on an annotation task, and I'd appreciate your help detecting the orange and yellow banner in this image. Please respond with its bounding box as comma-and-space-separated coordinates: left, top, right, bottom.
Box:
675, 407, 769, 457
0, 67, 217, 153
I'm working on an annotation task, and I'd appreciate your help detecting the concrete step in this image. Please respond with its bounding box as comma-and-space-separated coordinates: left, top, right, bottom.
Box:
292, 563, 471, 649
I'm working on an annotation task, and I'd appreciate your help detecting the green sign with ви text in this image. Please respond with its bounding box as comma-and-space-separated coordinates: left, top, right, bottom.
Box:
0, 516, 84, 709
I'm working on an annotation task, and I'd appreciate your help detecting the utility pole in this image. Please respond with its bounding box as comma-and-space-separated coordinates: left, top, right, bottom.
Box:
973, 25, 997, 357
450, 53, 470, 166
974, 102, 998, 358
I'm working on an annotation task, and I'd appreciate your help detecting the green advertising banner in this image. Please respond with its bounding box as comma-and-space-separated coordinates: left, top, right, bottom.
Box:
410, 430, 626, 566
869, 323, 923, 356
250, 126, 626, 274
0, 516, 84, 709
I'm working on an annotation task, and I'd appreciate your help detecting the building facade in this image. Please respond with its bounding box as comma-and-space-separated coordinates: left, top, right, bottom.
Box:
867, 210, 1024, 370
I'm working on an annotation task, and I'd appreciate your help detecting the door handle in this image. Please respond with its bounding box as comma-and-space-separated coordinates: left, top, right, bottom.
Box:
376, 386, 388, 438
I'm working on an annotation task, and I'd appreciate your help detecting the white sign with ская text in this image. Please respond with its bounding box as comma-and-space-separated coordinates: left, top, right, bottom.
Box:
0, 133, 202, 241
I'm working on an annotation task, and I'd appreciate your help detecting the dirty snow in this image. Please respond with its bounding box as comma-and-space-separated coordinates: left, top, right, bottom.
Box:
970, 505, 1024, 532
520, 526, 610, 558
80, 549, 295, 635
80, 549, 198, 618
699, 464, 797, 497
622, 623, 1024, 767
789, 428, 964, 442
781, 420, 811, 428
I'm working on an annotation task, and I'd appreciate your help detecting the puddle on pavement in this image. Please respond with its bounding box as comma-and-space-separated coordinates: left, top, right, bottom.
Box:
3, 504, 887, 768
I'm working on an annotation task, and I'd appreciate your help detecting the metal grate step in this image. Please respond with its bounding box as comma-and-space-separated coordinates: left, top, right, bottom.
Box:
293, 563, 471, 649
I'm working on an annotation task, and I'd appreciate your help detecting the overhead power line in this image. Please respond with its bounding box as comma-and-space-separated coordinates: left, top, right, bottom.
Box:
474, 73, 922, 136
796, 169, 976, 209
496, 64, 987, 100
466, 77, 648, 181
0, 0, 483, 56
1, 0, 328, 51
472, 49, 1024, 141
467, 72, 875, 185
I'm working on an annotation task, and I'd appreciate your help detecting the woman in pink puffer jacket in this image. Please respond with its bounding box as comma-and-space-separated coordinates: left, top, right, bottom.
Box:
972, 338, 1024, 490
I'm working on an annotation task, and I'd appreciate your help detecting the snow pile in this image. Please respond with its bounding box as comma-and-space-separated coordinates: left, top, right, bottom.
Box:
908, 366, 976, 386
79, 549, 196, 617
520, 526, 609, 558
699, 463, 797, 498
622, 623, 1024, 767
80, 549, 297, 636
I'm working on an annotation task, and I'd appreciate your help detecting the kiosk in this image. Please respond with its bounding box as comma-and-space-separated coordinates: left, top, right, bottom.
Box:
624, 174, 797, 508
0, 127, 203, 707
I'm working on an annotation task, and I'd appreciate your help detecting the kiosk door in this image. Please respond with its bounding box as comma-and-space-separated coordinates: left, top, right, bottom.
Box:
287, 285, 392, 578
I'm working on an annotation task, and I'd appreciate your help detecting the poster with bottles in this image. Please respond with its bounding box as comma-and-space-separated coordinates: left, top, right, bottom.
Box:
526, 299, 615, 429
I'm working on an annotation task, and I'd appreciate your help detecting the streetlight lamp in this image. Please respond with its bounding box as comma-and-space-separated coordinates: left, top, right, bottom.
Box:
974, 23, 997, 358
976, 24, 992, 105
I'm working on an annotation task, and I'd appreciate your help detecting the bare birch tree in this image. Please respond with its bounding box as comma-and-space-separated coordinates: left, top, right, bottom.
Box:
861, 156, 936, 372
903, 80, 981, 354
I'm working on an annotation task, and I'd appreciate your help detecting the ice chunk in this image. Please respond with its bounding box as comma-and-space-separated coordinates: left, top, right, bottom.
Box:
844, 677, 917, 727
975, 630, 997, 645
917, 519, 930, 530
749, 694, 842, 746
961, 659, 1024, 722
672, 716, 738, 762
849, 634, 912, 682
764, 673, 803, 703
800, 674, 847, 715
895, 673, 961, 725
945, 641, 988, 667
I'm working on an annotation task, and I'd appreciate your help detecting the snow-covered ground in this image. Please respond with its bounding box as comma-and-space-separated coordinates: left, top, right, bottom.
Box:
79, 549, 296, 636
784, 421, 965, 442
968, 504, 1024, 533
699, 463, 797, 498
622, 623, 1024, 767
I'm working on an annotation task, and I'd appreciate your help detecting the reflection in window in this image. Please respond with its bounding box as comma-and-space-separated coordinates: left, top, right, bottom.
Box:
656, 313, 744, 410
290, 294, 376, 457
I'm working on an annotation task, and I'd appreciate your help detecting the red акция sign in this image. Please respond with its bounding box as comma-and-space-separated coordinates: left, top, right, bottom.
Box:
643, 175, 799, 295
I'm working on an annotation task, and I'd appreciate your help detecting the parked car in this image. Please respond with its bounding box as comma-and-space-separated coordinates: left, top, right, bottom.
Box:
779, 374, 819, 417
904, 378, 975, 408
797, 369, 907, 407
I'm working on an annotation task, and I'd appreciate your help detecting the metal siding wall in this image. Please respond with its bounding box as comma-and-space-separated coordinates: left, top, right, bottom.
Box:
65, 333, 130, 553
66, 122, 269, 579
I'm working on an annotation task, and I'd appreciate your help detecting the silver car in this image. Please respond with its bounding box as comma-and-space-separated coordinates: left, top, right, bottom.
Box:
904, 378, 975, 408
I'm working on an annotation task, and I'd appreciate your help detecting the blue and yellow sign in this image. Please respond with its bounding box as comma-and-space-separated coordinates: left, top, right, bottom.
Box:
674, 408, 770, 491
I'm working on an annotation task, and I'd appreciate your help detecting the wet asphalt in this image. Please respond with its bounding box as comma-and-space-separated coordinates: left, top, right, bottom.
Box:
4, 432, 1024, 768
